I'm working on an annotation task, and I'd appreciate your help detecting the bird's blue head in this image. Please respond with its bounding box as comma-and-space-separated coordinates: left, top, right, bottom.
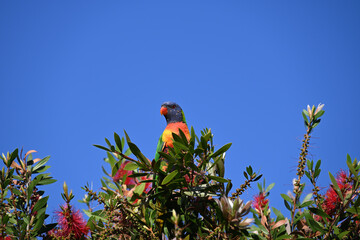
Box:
160, 101, 186, 124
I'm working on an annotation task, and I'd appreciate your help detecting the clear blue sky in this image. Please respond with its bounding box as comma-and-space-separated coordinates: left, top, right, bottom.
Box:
1, 1, 359, 218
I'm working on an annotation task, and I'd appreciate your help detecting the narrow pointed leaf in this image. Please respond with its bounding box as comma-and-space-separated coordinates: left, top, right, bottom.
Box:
114, 132, 123, 152
124, 130, 131, 143
93, 145, 111, 152
210, 143, 232, 159
265, 183, 275, 193
208, 175, 229, 183
329, 172, 343, 200
161, 170, 178, 185
124, 162, 138, 171
280, 194, 292, 203
309, 207, 330, 219
134, 183, 146, 195
314, 110, 325, 119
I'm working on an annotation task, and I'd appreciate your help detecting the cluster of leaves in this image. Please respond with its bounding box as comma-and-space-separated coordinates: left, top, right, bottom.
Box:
0, 149, 56, 239
81, 127, 261, 239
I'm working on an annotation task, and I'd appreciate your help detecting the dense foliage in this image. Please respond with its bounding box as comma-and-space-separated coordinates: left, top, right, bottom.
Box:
1, 104, 359, 239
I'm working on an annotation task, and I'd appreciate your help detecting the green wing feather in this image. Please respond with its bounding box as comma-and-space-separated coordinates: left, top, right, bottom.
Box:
181, 110, 187, 123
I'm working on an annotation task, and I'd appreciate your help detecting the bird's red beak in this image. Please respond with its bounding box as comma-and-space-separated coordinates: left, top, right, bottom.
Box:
160, 106, 168, 115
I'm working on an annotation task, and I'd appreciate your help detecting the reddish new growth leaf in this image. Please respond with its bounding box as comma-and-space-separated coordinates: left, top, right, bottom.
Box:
322, 170, 352, 216
253, 192, 269, 213
49, 205, 89, 239
112, 161, 137, 185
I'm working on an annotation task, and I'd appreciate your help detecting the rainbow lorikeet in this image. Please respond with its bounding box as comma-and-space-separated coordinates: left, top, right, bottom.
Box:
154, 101, 190, 165
154, 101, 190, 234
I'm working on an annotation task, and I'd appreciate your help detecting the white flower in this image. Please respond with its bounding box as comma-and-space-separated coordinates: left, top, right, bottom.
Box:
314, 103, 325, 115
307, 105, 312, 116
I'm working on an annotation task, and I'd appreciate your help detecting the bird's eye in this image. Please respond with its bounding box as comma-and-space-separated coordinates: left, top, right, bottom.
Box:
171, 105, 176, 109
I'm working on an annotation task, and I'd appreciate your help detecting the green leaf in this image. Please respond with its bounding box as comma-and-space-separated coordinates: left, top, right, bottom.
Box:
83, 209, 108, 222
190, 126, 196, 139
314, 110, 325, 119
173, 141, 189, 151
33, 165, 51, 174
172, 132, 185, 145
305, 214, 324, 234
124, 130, 131, 143
303, 109, 309, 117
127, 142, 149, 168
2, 214, 9, 225
315, 159, 321, 170
347, 157, 357, 176
38, 178, 57, 185
280, 194, 292, 202
7, 149, 18, 167
128, 172, 148, 178
265, 183, 275, 193
314, 168, 321, 178
38, 223, 57, 235
329, 172, 343, 200
302, 110, 309, 124
134, 183, 146, 195
338, 231, 350, 239
112, 161, 121, 176
209, 143, 232, 159
313, 119, 321, 128
11, 187, 22, 196
225, 180, 233, 196
33, 196, 49, 213
254, 174, 262, 181
157, 151, 177, 163
114, 132, 123, 152
32, 156, 50, 172
208, 175, 229, 183
215, 156, 225, 178
272, 207, 285, 220
354, 194, 360, 207
207, 152, 224, 173
106, 152, 117, 168
161, 170, 178, 185
299, 200, 313, 208
246, 166, 253, 175
200, 135, 208, 150
309, 207, 330, 219
307, 159, 313, 170
93, 144, 111, 152
302, 193, 313, 203
33, 213, 45, 233
178, 128, 189, 145
346, 206, 360, 215
104, 138, 112, 149
346, 154, 352, 164
123, 162, 138, 171
27, 177, 43, 201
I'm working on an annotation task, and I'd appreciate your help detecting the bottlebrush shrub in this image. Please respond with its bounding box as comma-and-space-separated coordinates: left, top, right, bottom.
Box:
86, 127, 261, 239
0, 150, 57, 239
1, 104, 359, 239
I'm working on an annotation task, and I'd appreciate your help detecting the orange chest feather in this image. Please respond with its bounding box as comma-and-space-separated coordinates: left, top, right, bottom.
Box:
162, 122, 190, 148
